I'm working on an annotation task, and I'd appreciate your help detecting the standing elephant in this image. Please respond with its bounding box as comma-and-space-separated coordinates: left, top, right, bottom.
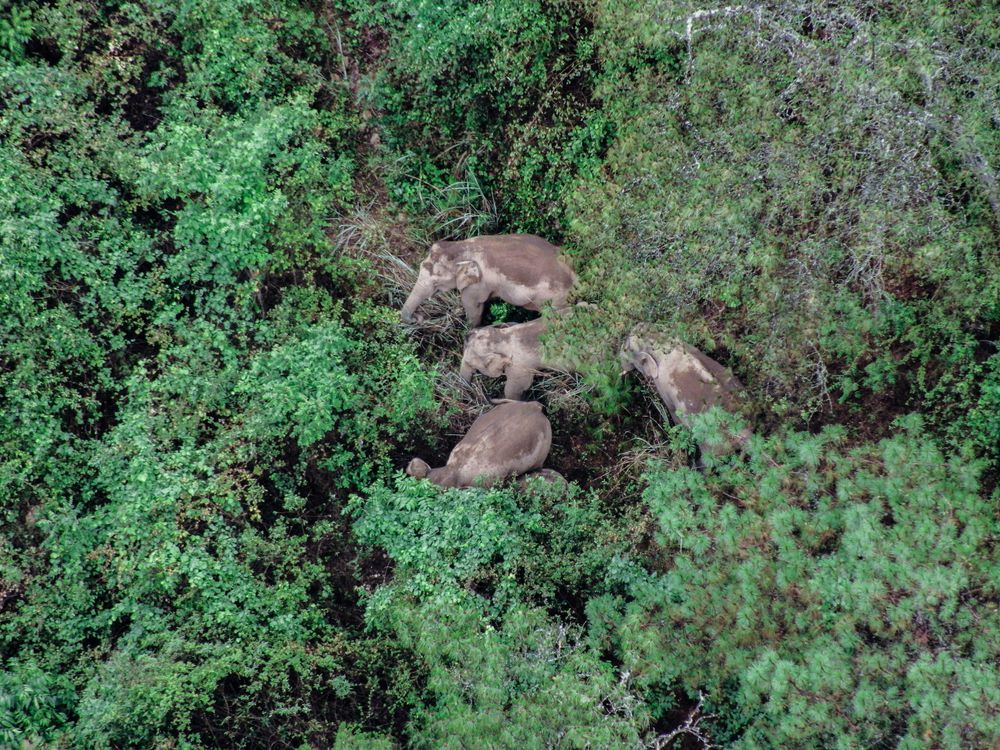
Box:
406, 401, 552, 488
459, 318, 574, 399
621, 330, 750, 454
400, 234, 576, 327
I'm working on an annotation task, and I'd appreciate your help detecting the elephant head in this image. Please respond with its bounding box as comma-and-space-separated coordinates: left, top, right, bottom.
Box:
405, 457, 430, 478
459, 327, 512, 382
405, 457, 457, 487
459, 319, 553, 399
400, 241, 482, 323
620, 331, 661, 380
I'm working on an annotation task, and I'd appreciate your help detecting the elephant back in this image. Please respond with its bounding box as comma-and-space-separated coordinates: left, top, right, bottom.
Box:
465, 235, 575, 289
447, 401, 551, 482
490, 317, 547, 351
680, 343, 744, 412
654, 344, 743, 420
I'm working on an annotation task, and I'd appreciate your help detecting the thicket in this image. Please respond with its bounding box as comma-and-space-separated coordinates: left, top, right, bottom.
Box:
2, 0, 999, 748
1, 0, 437, 746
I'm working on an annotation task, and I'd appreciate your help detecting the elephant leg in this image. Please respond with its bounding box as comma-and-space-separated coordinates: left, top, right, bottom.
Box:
461, 287, 488, 327
503, 367, 534, 400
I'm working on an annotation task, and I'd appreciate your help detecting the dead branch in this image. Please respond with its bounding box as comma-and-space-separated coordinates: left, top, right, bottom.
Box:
649, 691, 716, 749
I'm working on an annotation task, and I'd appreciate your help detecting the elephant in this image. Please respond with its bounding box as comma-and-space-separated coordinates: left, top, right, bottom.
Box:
405, 401, 552, 488
400, 234, 576, 327
459, 317, 571, 399
620, 329, 751, 454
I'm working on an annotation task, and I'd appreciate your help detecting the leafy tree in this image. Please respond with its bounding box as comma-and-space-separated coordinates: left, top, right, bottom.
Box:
589, 414, 1000, 748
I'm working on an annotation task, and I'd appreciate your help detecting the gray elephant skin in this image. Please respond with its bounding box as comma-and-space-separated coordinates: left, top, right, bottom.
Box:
400, 234, 576, 327
406, 401, 552, 488
621, 331, 751, 453
460, 318, 575, 399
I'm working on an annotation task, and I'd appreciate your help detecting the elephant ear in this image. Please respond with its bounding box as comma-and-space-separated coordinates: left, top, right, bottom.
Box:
484, 353, 510, 376
633, 351, 659, 379
455, 260, 482, 291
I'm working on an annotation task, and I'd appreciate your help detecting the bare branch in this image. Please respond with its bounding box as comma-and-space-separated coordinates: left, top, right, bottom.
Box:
649, 691, 716, 749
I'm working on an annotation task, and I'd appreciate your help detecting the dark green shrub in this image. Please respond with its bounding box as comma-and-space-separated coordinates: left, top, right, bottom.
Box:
348, 0, 611, 233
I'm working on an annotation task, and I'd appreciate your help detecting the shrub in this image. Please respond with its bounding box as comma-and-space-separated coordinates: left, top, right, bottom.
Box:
589, 414, 1000, 747
351, 477, 645, 745
348, 0, 611, 233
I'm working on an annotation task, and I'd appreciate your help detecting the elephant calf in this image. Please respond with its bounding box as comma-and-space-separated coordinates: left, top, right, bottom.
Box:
621, 330, 750, 454
400, 234, 576, 327
460, 318, 572, 400
406, 401, 552, 488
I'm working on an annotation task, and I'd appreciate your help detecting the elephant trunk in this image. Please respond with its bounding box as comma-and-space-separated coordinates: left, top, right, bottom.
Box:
401, 270, 435, 322
618, 351, 636, 377
459, 358, 475, 383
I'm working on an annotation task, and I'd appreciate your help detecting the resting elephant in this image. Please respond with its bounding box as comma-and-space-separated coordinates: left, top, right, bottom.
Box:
621, 330, 751, 454
406, 401, 552, 488
459, 318, 574, 399
400, 234, 576, 327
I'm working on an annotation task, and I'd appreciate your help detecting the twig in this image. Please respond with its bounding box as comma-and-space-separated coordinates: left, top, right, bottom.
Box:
649, 691, 716, 749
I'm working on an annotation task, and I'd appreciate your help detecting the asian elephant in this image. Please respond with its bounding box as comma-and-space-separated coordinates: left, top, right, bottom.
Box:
620, 329, 751, 454
459, 317, 573, 399
405, 401, 552, 488
400, 234, 576, 327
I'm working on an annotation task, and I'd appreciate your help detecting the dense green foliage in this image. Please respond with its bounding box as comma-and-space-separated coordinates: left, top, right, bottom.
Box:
2, 0, 998, 748
1, 0, 436, 746
592, 415, 999, 747
567, 0, 1000, 440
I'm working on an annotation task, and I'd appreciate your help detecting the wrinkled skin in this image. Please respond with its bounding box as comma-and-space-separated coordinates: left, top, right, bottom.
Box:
405, 401, 552, 488
460, 318, 574, 399
400, 234, 576, 327
621, 331, 751, 454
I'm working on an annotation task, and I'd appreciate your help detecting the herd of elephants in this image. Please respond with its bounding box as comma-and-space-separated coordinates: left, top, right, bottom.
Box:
399, 234, 750, 488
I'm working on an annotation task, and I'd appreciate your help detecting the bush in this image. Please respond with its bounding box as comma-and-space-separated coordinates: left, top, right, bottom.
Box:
0, 0, 436, 745
589, 414, 1000, 748
351, 477, 645, 745
348, 0, 611, 233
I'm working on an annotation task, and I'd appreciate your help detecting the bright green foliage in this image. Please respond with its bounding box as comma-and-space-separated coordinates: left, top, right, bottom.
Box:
348, 0, 611, 232
0, 663, 74, 748
353, 477, 621, 624
352, 478, 645, 746
961, 353, 1000, 458
10, 307, 430, 747
589, 415, 1000, 748
0, 0, 435, 746
382, 600, 645, 749
136, 101, 353, 317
